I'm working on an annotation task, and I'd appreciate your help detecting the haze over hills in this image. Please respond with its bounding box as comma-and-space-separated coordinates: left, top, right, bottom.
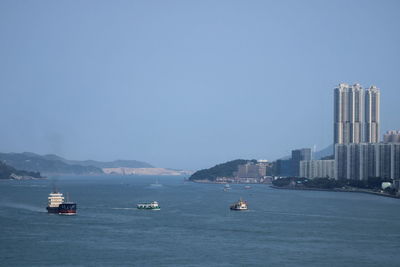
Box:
279, 144, 334, 160
313, 144, 334, 160
0, 152, 103, 175
0, 146, 333, 178
0, 152, 188, 176
40, 154, 154, 168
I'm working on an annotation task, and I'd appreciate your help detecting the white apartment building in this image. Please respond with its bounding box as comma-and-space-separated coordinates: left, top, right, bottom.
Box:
300, 160, 335, 179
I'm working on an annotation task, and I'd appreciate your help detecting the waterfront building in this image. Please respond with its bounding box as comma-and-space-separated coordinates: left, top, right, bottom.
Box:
332, 82, 385, 181
383, 130, 400, 143
334, 143, 400, 180
274, 148, 311, 177
274, 159, 293, 177
300, 160, 335, 179
292, 148, 312, 177
257, 162, 267, 177
333, 83, 380, 145
236, 162, 268, 179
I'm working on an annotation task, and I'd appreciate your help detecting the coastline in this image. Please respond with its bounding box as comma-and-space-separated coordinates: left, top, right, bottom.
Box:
190, 179, 271, 185
270, 185, 400, 199
190, 180, 399, 199
0, 177, 47, 181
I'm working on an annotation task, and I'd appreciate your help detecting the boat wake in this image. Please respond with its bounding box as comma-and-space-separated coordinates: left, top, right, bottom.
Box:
262, 210, 343, 219
149, 179, 163, 188
11, 184, 47, 188
149, 184, 163, 188
1, 202, 46, 213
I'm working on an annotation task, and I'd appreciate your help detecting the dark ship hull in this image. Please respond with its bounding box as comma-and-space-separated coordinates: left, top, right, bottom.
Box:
58, 203, 77, 215
46, 206, 60, 213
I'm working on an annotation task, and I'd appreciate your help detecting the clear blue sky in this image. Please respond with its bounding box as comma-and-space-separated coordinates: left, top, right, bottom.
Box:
0, 0, 399, 170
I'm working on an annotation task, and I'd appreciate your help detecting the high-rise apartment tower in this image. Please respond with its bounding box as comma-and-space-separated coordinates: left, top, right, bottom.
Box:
334, 83, 380, 145
365, 86, 380, 143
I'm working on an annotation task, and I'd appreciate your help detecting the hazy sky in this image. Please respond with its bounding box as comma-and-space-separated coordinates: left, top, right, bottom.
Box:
0, 0, 399, 170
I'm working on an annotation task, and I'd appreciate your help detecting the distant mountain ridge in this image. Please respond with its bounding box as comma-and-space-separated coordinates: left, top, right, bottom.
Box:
0, 152, 103, 175
0, 152, 154, 175
41, 154, 154, 168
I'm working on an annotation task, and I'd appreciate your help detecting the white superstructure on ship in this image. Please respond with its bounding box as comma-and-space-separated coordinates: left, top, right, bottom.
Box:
47, 191, 64, 213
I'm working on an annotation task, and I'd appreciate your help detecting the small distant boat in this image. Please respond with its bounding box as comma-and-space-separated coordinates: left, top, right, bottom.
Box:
230, 198, 248, 211
137, 201, 160, 210
150, 179, 162, 187
244, 185, 252, 190
223, 184, 231, 191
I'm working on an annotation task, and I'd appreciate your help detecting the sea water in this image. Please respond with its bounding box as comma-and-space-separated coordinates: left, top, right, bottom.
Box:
0, 175, 399, 266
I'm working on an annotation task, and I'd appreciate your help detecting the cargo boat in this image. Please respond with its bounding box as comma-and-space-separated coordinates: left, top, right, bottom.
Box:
46, 190, 77, 215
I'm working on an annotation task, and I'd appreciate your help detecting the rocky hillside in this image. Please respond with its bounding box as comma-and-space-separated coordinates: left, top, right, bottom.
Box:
0, 161, 43, 179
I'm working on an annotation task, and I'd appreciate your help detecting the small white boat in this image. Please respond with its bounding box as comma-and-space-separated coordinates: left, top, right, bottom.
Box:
230, 198, 248, 211
137, 201, 161, 210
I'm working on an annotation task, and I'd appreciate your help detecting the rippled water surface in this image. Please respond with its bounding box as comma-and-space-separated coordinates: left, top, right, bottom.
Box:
1, 176, 399, 266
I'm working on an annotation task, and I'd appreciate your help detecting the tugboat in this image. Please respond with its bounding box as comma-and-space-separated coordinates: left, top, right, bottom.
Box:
137, 201, 160, 210
230, 198, 248, 211
58, 193, 77, 215
46, 190, 64, 213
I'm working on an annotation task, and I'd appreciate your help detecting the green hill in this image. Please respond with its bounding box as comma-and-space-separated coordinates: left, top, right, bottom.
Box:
189, 159, 254, 181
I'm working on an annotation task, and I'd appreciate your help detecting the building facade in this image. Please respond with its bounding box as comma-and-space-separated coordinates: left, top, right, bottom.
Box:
236, 161, 268, 179
274, 148, 311, 177
274, 159, 293, 177
300, 160, 335, 179
365, 86, 380, 143
383, 130, 400, 143
334, 83, 380, 145
292, 148, 312, 177
334, 83, 364, 144
334, 143, 400, 181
